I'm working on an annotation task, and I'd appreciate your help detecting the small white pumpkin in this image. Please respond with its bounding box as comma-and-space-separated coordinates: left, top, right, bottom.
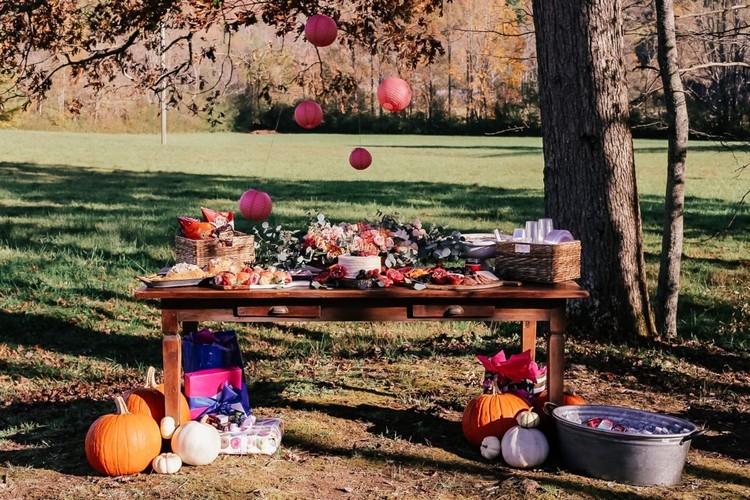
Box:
500, 409, 549, 469
160, 416, 177, 439
151, 452, 182, 474
516, 408, 541, 429
480, 435, 502, 460
171, 416, 221, 466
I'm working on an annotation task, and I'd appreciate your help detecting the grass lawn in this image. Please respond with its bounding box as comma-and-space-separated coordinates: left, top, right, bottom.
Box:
0, 130, 748, 499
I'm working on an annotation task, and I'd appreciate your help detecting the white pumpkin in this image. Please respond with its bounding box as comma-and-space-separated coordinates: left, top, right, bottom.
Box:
171, 417, 221, 466
480, 435, 501, 460
516, 408, 541, 429
160, 416, 177, 439
151, 452, 182, 474
500, 426, 549, 468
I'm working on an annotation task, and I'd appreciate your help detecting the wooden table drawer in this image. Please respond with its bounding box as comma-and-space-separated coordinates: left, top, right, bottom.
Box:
235, 305, 321, 318
411, 304, 495, 318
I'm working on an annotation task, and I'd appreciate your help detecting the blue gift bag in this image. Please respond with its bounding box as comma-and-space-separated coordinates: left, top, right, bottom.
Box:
182, 328, 245, 373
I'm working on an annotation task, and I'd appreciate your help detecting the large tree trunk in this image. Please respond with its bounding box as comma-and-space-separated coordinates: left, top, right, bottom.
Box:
532, 0, 656, 337
654, 0, 689, 338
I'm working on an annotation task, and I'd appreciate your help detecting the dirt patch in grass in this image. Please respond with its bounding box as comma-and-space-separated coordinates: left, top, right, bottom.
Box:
1, 324, 749, 499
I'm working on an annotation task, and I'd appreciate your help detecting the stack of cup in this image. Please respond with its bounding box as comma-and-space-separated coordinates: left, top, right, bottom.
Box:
513, 218, 555, 243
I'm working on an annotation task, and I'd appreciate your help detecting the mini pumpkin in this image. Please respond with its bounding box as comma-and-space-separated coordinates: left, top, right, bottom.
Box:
500, 409, 549, 469
462, 381, 530, 446
171, 416, 221, 466
480, 435, 501, 460
160, 416, 177, 439
152, 452, 182, 474
85, 395, 162, 476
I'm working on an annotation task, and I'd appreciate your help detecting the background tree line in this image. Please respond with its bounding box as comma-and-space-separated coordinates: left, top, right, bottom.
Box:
5, 0, 748, 141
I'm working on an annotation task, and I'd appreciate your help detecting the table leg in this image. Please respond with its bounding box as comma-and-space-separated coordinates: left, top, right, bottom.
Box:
163, 335, 182, 423
547, 306, 566, 406
161, 310, 189, 425
521, 320, 537, 361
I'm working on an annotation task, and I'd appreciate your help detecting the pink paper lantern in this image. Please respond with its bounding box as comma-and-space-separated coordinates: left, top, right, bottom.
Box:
349, 147, 372, 170
294, 100, 323, 129
377, 77, 412, 112
238, 189, 273, 221
304, 14, 338, 47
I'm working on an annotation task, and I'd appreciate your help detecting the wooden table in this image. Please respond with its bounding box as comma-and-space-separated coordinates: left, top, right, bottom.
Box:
135, 281, 588, 424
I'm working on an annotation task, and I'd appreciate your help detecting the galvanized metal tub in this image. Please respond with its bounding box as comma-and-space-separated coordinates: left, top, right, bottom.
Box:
550, 404, 702, 486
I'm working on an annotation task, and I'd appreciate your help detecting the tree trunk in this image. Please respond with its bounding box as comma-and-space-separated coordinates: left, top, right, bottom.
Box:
654, 0, 689, 338
532, 0, 656, 337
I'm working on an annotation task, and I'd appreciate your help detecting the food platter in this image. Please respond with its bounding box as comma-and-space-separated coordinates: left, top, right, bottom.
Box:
422, 281, 511, 291
136, 276, 210, 288
211, 283, 294, 291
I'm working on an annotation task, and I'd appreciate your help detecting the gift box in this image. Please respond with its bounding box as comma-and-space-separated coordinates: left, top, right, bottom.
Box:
184, 367, 248, 420
218, 417, 284, 455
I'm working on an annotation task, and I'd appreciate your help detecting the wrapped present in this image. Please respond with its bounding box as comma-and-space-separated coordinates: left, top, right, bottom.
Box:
219, 417, 284, 455
184, 367, 249, 420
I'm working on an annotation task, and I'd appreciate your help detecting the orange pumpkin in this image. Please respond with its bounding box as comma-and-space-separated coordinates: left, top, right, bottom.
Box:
532, 388, 587, 434
462, 383, 530, 447
125, 366, 191, 425
85, 395, 162, 476
532, 388, 586, 412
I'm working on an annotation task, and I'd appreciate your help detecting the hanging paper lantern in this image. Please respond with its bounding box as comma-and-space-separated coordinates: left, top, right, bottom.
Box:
294, 100, 323, 129
349, 147, 372, 170
377, 77, 412, 112
239, 189, 273, 221
304, 14, 338, 47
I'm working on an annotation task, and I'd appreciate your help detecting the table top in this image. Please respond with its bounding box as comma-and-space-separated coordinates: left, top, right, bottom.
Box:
134, 280, 589, 301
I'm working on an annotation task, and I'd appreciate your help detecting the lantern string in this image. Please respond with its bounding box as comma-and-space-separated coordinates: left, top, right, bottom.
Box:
262, 107, 284, 177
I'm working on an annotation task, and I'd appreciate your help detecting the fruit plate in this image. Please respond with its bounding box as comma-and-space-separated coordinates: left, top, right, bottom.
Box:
136, 276, 210, 288
210, 283, 294, 291
422, 281, 508, 291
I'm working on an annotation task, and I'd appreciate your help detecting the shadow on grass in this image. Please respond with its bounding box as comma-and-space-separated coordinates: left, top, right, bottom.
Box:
0, 310, 164, 374
1, 160, 748, 485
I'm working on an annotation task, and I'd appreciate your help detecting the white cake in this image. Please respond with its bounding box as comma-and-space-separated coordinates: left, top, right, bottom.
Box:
337, 255, 382, 279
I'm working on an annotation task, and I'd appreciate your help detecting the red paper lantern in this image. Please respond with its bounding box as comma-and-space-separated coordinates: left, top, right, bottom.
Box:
294, 100, 323, 129
349, 147, 372, 170
238, 189, 273, 221
377, 77, 412, 112
304, 14, 338, 47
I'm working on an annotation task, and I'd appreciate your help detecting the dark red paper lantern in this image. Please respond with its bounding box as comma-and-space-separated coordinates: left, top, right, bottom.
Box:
304, 14, 338, 47
238, 189, 273, 221
377, 77, 412, 112
294, 100, 323, 129
349, 147, 372, 170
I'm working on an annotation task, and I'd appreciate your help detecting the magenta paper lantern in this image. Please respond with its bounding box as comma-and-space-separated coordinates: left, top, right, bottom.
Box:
377, 77, 412, 112
239, 189, 273, 221
304, 14, 338, 47
349, 147, 372, 170
294, 100, 323, 129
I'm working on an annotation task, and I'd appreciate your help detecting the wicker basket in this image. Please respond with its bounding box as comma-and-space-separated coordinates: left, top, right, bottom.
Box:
175, 232, 255, 268
494, 240, 581, 283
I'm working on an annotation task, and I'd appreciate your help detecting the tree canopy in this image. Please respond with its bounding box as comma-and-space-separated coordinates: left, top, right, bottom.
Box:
0, 0, 448, 115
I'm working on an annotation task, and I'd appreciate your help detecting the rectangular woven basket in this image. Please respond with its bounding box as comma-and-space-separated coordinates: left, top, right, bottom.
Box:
175, 232, 255, 268
494, 240, 581, 283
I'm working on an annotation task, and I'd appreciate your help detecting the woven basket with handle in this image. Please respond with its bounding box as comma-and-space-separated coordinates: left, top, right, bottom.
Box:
175, 232, 255, 268
494, 240, 581, 283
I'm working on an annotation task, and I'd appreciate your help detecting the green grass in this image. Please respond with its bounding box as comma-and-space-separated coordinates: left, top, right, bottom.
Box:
1, 130, 747, 348
0, 128, 747, 496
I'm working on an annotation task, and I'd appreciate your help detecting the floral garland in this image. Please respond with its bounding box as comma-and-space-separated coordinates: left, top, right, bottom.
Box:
252, 212, 465, 269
